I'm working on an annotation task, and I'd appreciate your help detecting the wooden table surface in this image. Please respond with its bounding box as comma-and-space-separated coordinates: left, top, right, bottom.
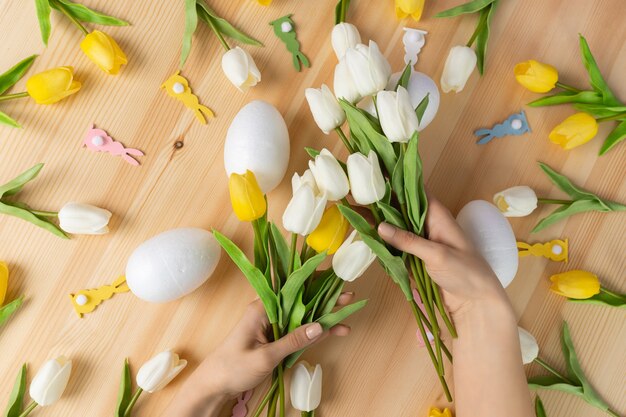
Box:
0, 0, 624, 416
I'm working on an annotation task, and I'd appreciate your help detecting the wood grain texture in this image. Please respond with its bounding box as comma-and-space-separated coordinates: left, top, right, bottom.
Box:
0, 0, 624, 416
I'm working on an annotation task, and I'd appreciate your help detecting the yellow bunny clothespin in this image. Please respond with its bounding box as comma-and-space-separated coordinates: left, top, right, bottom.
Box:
517, 239, 568, 262
429, 407, 453, 417
69, 276, 129, 318
161, 71, 214, 124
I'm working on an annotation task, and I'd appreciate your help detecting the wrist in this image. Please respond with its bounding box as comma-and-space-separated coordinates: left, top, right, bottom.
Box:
454, 294, 516, 334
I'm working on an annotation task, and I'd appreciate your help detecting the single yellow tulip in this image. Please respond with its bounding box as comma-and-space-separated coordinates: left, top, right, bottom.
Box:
80, 30, 128, 75
549, 112, 598, 150
550, 270, 600, 299
0, 261, 8, 305
514, 60, 558, 93
429, 407, 453, 417
306, 205, 349, 254
26, 67, 81, 105
395, 0, 425, 21
256, 0, 272, 5
229, 171, 266, 222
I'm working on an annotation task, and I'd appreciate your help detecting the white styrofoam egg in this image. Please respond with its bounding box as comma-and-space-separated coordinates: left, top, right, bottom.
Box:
456, 200, 519, 288
224, 100, 290, 193
126, 228, 221, 303
387, 71, 440, 131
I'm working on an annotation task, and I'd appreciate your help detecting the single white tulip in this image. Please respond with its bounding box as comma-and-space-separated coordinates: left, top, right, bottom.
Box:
309, 149, 350, 201
332, 230, 376, 282
376, 86, 420, 143
517, 327, 539, 365
221, 47, 261, 91
331, 23, 361, 59
58, 202, 111, 235
290, 361, 322, 412
387, 71, 440, 131
347, 151, 386, 205
305, 84, 346, 134
493, 186, 538, 217
29, 356, 72, 406
136, 350, 187, 393
283, 184, 327, 236
440, 45, 477, 93
334, 59, 362, 104
291, 169, 318, 194
344, 41, 392, 97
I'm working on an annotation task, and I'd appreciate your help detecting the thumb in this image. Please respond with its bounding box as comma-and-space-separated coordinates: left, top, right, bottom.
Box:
265, 322, 324, 363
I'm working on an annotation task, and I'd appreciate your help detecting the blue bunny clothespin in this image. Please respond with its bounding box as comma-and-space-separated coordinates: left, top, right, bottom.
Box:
475, 110, 531, 145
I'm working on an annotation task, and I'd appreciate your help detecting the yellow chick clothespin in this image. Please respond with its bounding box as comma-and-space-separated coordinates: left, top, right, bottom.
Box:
69, 276, 129, 318
429, 407, 453, 417
517, 239, 568, 262
161, 71, 214, 124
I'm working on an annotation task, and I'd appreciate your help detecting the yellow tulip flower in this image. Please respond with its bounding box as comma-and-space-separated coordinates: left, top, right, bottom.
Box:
229, 171, 266, 222
395, 0, 425, 21
549, 112, 598, 150
80, 30, 128, 75
26, 67, 81, 105
256, 0, 272, 5
306, 205, 348, 254
0, 261, 8, 305
550, 270, 601, 299
514, 60, 558, 93
429, 407, 453, 417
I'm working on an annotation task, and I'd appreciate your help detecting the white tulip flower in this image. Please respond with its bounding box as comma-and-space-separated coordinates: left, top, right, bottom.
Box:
332, 230, 376, 282
290, 361, 322, 413
334, 59, 362, 104
517, 327, 539, 365
331, 23, 361, 59
291, 169, 318, 194
305, 84, 346, 134
221, 47, 261, 91
376, 86, 420, 143
136, 350, 187, 393
283, 184, 327, 236
58, 203, 111, 235
344, 41, 392, 97
440, 45, 477, 93
347, 151, 386, 205
308, 149, 350, 201
493, 186, 538, 217
29, 356, 72, 406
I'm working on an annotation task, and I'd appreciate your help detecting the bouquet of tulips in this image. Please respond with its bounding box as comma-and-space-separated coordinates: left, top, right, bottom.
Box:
304, 23, 457, 400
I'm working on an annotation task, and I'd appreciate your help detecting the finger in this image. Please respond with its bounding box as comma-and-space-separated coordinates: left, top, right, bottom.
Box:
378, 222, 441, 261
240, 299, 269, 332
424, 194, 471, 251
264, 322, 324, 363
329, 324, 351, 336
336, 292, 355, 307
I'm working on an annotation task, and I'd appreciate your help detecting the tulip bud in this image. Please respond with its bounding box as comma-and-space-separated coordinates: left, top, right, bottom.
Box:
332, 230, 376, 281
229, 171, 267, 222
283, 184, 327, 236
290, 361, 322, 412
331, 23, 361, 59
221, 47, 261, 91
347, 151, 386, 205
29, 356, 72, 406
0, 261, 8, 305
308, 149, 350, 201
517, 327, 539, 365
58, 203, 112, 235
291, 170, 318, 194
440, 46, 477, 93
136, 350, 187, 393
395, 0, 425, 21
305, 84, 346, 134
493, 186, 538, 217
549, 113, 598, 150
344, 41, 392, 97
306, 205, 349, 254
376, 86, 420, 143
549, 270, 601, 300
26, 67, 81, 105
514, 60, 558, 93
80, 30, 127, 75
334, 59, 362, 104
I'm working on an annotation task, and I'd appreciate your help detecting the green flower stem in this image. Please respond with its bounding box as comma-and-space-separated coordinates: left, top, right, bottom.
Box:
466, 9, 490, 47
30, 210, 58, 218
533, 357, 576, 385
338, 0, 348, 23
431, 276, 457, 339
369, 204, 382, 225
300, 240, 309, 263
334, 127, 354, 153
51, 0, 89, 35
205, 14, 231, 51
252, 379, 279, 417
597, 111, 626, 123
538, 198, 574, 205
271, 323, 286, 417
0, 92, 29, 102
17, 401, 37, 417
555, 82, 581, 94
267, 384, 278, 417
606, 409, 620, 417
341, 197, 351, 207
288, 233, 298, 275
600, 287, 626, 301
123, 388, 143, 417
301, 411, 314, 417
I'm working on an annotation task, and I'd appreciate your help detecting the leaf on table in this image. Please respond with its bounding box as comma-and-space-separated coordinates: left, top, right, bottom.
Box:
435, 0, 497, 17
0, 55, 37, 95
527, 375, 584, 398
528, 91, 603, 107
3, 363, 27, 417
532, 199, 607, 233
572, 103, 626, 118
599, 119, 626, 156
538, 162, 599, 201
0, 296, 24, 328
578, 35, 620, 106
196, 1, 263, 47
115, 359, 132, 417
281, 252, 326, 326
0, 202, 67, 238
475, 0, 498, 75
34, 0, 52, 45
180, 0, 199, 68
569, 291, 626, 309
0, 163, 44, 198
0, 111, 21, 129
51, 0, 129, 26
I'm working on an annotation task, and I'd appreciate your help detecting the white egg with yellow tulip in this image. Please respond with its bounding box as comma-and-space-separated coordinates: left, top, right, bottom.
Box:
126, 228, 221, 303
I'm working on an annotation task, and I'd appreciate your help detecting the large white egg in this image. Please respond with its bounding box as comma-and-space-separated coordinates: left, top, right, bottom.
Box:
388, 71, 440, 131
456, 200, 519, 288
126, 228, 221, 303
224, 100, 290, 193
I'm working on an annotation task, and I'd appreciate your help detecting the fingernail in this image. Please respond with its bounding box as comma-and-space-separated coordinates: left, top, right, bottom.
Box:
306, 323, 323, 340
378, 222, 395, 239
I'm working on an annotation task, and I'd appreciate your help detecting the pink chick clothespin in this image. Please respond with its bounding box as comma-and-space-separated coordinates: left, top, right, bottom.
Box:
83, 125, 144, 166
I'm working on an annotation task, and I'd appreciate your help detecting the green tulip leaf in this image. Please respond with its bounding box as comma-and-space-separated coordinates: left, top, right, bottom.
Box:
534, 396, 547, 417
572, 103, 626, 119
319, 279, 345, 317
50, 0, 129, 26
196, 1, 263, 47
180, 0, 199, 68
436, 0, 497, 17
305, 147, 320, 159
287, 289, 306, 333
0, 55, 37, 95
3, 363, 27, 417
0, 111, 21, 129
306, 272, 334, 317
316, 299, 368, 329
115, 359, 132, 417
252, 216, 270, 277
569, 290, 626, 309
396, 63, 412, 90
213, 230, 278, 323
538, 162, 599, 201
528, 375, 584, 398
269, 223, 290, 281
475, 0, 498, 75
377, 201, 407, 229
391, 151, 405, 205
0, 297, 24, 328
414, 93, 430, 125
0, 163, 44, 198
403, 133, 428, 234
0, 201, 67, 238
578, 35, 620, 106
532, 199, 606, 233
34, 0, 52, 45
599, 119, 626, 156
281, 252, 326, 327
528, 91, 604, 107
